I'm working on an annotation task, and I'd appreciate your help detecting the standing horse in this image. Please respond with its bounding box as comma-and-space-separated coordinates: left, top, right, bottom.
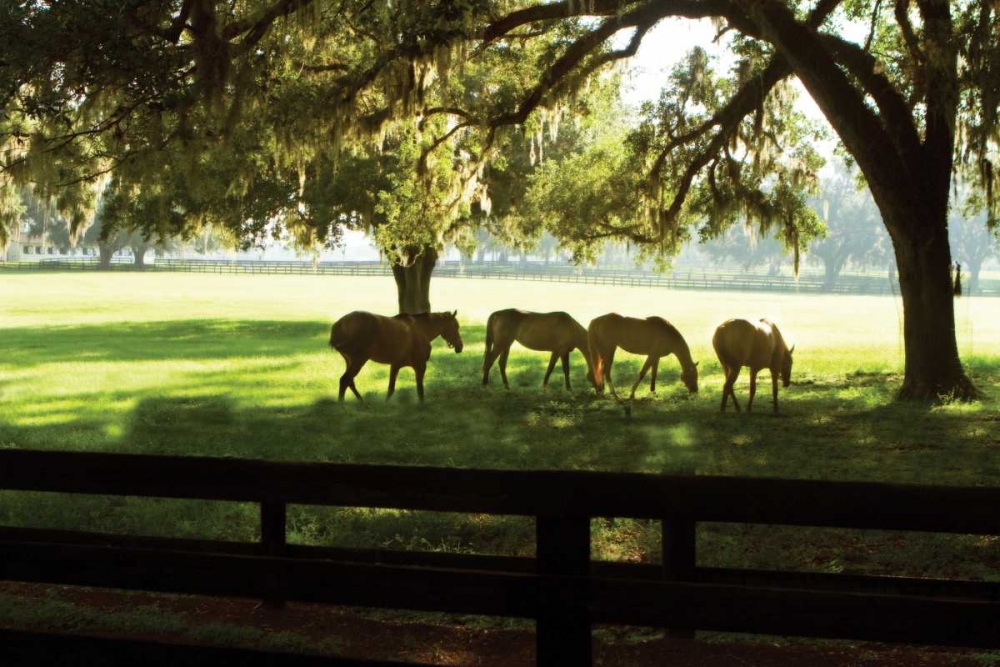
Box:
329, 310, 463, 401
712, 318, 794, 414
482, 309, 595, 390
588, 313, 699, 399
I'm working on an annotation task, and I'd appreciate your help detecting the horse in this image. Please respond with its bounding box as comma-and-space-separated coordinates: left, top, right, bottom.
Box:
587, 313, 699, 399
329, 310, 463, 402
482, 309, 595, 390
712, 318, 794, 414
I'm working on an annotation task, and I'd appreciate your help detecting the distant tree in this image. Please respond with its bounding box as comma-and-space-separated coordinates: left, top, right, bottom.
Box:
702, 226, 791, 275
950, 207, 999, 295
0, 184, 25, 256
808, 163, 888, 289
189, 224, 236, 256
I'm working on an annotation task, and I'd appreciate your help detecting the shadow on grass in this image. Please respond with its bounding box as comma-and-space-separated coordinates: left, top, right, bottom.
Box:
0, 317, 996, 482
3, 319, 329, 366
1, 323, 999, 577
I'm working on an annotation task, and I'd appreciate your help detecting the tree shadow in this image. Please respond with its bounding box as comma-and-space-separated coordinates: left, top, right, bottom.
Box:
1, 347, 999, 577
3, 319, 328, 367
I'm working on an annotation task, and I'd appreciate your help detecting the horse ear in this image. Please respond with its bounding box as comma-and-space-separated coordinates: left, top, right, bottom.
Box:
694, 361, 700, 367
453, 310, 458, 317
789, 345, 795, 355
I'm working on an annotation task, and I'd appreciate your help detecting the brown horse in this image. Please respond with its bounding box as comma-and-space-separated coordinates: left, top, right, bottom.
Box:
482, 309, 595, 390
588, 313, 699, 399
712, 318, 794, 414
329, 310, 463, 401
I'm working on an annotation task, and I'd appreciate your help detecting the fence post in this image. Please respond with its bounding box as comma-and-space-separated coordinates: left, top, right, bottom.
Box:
662, 517, 696, 639
536, 516, 591, 666
260, 500, 287, 609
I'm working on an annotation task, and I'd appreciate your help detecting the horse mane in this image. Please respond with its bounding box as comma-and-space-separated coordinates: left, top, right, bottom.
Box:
395, 312, 453, 321
646, 316, 680, 336
648, 317, 695, 367
761, 319, 790, 354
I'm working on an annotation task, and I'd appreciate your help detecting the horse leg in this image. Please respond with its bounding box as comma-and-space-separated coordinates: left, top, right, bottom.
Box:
630, 357, 653, 399
338, 353, 351, 401
386, 365, 400, 400
772, 371, 780, 414
561, 353, 571, 390
650, 357, 659, 393
723, 367, 742, 413
719, 364, 729, 412
605, 348, 620, 399
415, 363, 426, 402
343, 358, 366, 401
542, 352, 559, 388
482, 346, 502, 386
747, 369, 758, 412
498, 349, 511, 389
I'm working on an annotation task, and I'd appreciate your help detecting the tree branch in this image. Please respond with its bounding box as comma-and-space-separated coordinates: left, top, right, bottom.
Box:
734, 0, 915, 216
864, 0, 883, 51
225, 0, 315, 53
482, 0, 624, 45
489, 0, 729, 128
818, 33, 922, 166
914, 0, 957, 203
646, 0, 841, 186
894, 0, 925, 66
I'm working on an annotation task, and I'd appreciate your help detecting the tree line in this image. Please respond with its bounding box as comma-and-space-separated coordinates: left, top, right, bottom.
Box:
1, 0, 998, 399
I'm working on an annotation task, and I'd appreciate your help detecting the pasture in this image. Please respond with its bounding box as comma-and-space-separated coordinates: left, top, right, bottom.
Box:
2, 273, 1000, 607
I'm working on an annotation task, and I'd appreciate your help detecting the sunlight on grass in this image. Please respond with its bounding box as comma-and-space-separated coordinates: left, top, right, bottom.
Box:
2, 273, 999, 579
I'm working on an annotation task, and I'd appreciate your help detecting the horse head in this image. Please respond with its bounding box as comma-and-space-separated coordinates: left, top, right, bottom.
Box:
439, 310, 464, 353
681, 361, 699, 394
782, 344, 795, 387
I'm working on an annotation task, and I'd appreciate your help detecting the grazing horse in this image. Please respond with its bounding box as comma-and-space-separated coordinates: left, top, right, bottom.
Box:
329, 310, 463, 401
713, 318, 794, 414
482, 309, 595, 390
588, 313, 699, 399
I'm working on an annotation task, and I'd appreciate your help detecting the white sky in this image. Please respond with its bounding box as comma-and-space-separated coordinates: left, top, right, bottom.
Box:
620, 19, 827, 121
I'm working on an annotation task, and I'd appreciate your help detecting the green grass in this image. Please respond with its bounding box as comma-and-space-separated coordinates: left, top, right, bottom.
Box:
1, 273, 999, 581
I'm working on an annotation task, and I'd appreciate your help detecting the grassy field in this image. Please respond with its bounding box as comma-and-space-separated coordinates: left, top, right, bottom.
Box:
1, 272, 999, 583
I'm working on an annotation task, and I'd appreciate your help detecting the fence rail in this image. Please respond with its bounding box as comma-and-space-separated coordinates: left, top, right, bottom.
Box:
5, 257, 998, 296
1, 448, 999, 666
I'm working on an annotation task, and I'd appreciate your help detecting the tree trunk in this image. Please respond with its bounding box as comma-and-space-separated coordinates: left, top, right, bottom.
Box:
392, 246, 437, 314
98, 243, 114, 269
891, 223, 977, 400
132, 244, 148, 269
822, 259, 840, 291
967, 258, 983, 296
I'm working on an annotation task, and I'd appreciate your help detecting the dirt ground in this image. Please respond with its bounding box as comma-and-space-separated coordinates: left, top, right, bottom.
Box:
0, 582, 989, 666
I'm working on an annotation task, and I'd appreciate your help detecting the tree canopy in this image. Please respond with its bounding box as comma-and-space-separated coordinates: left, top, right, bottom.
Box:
2, 0, 998, 397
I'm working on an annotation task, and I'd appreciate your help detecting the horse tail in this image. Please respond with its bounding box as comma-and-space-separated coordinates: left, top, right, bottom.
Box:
484, 311, 496, 359
329, 315, 354, 351
589, 328, 605, 392
329, 321, 345, 350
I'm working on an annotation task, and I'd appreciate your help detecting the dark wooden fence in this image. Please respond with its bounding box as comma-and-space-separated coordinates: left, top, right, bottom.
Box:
1, 449, 999, 665
6, 257, 998, 296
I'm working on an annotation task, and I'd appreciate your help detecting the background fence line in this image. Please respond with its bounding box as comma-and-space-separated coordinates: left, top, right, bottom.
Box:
5, 257, 998, 297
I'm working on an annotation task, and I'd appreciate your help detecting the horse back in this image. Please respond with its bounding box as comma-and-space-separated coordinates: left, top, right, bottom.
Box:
713, 318, 776, 370
516, 311, 586, 352
331, 311, 428, 366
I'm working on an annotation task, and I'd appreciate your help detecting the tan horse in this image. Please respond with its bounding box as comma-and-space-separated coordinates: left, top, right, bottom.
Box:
482, 309, 595, 390
712, 318, 794, 413
329, 310, 463, 401
588, 313, 699, 399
